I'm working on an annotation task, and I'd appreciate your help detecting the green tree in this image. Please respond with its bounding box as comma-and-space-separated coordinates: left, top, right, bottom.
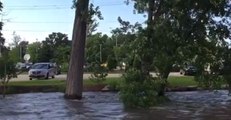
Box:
0, 49, 17, 98
87, 3, 103, 36
27, 42, 41, 63
0, 1, 16, 98
37, 32, 70, 63
86, 33, 109, 64
85, 33, 110, 82
0, 2, 4, 57
222, 47, 231, 93
120, 0, 231, 107
8, 36, 26, 63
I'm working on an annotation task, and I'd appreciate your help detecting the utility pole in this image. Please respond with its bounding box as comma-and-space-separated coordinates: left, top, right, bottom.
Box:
100, 44, 102, 62
0, 45, 2, 57
116, 35, 118, 47
19, 45, 22, 61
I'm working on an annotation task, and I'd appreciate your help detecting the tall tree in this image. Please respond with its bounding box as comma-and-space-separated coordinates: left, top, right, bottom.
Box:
0, 1, 17, 98
10, 31, 21, 48
87, 3, 103, 36
0, 2, 4, 58
65, 0, 90, 99
0, 1, 4, 56
37, 32, 70, 62
27, 42, 41, 63
126, 0, 230, 78
119, 0, 231, 108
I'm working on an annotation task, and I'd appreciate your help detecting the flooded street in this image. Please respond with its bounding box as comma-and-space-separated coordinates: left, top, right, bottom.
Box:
0, 91, 231, 120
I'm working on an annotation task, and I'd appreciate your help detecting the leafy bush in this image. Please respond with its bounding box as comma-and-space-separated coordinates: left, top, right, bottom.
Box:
0, 53, 17, 98
60, 62, 69, 72
119, 68, 168, 108
106, 79, 121, 90
195, 73, 224, 90
0, 55, 17, 80
89, 63, 108, 84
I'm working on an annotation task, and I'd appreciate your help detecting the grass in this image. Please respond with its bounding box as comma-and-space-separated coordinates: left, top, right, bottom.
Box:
1, 76, 198, 94
7, 76, 197, 88
168, 76, 196, 87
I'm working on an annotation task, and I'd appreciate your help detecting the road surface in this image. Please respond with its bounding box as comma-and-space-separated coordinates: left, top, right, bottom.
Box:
11, 72, 182, 81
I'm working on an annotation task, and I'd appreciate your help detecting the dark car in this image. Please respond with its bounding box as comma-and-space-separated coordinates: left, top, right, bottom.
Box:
180, 66, 197, 76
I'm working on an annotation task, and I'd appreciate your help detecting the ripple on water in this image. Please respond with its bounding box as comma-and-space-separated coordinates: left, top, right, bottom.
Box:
0, 91, 230, 120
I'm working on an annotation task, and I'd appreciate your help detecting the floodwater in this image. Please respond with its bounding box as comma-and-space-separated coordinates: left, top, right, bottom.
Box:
0, 91, 231, 120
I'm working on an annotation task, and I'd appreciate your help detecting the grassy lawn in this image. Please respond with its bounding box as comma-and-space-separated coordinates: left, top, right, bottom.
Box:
1, 76, 199, 94
7, 76, 197, 87
168, 76, 196, 87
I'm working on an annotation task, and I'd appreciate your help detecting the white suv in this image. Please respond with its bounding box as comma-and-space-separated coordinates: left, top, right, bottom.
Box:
28, 63, 56, 80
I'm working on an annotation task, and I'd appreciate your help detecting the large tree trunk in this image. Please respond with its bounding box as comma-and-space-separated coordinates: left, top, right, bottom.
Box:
64, 0, 90, 99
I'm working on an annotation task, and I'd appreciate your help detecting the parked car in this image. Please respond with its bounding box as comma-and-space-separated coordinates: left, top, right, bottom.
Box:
15, 62, 26, 70
28, 63, 56, 80
15, 62, 33, 71
180, 65, 198, 76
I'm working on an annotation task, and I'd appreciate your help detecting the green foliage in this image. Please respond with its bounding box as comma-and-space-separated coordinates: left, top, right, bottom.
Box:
0, 56, 17, 80
117, 0, 231, 108
86, 33, 110, 64
105, 78, 121, 90
195, 74, 224, 90
107, 54, 117, 70
8, 40, 28, 63
28, 32, 71, 64
120, 68, 168, 108
27, 42, 41, 63
55, 46, 71, 64
87, 3, 103, 36
8, 47, 21, 63
89, 62, 108, 83
222, 48, 231, 92
60, 62, 69, 73
0, 49, 17, 97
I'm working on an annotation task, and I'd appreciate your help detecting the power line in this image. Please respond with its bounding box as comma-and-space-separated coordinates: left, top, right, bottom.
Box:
2, 29, 69, 32
7, 21, 73, 24
6, 7, 71, 10
5, 3, 125, 10
6, 5, 71, 8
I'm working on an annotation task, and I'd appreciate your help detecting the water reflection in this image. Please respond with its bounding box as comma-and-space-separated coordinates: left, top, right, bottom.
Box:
0, 91, 230, 120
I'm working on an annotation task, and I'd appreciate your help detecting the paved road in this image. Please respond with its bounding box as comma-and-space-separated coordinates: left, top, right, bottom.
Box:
11, 72, 182, 81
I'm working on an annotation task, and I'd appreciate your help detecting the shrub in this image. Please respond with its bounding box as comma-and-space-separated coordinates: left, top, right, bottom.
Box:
89, 63, 108, 84
195, 73, 224, 90
0, 54, 17, 98
119, 68, 168, 108
60, 63, 69, 73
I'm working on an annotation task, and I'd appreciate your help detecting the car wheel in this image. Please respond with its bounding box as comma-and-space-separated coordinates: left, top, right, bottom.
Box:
29, 78, 32, 80
52, 75, 55, 79
45, 73, 49, 79
180, 70, 184, 75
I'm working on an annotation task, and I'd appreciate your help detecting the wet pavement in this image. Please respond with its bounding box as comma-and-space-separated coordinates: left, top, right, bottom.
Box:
0, 91, 231, 120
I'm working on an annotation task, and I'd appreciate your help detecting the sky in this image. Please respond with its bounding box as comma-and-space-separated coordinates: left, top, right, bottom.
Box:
1, 0, 146, 45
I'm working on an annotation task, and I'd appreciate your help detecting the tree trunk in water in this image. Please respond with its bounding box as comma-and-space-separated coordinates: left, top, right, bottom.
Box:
64, 0, 89, 99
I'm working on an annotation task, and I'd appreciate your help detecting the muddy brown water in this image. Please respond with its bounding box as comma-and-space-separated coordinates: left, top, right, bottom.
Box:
0, 91, 231, 120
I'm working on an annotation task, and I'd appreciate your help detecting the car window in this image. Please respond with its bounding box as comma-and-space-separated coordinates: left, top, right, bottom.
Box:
31, 64, 49, 69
